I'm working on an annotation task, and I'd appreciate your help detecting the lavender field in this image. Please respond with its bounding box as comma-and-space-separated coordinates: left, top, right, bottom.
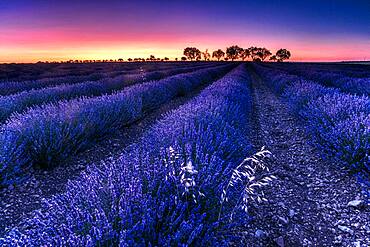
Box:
0, 62, 369, 246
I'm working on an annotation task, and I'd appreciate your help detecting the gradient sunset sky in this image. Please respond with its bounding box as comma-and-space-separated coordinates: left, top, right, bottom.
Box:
1, 0, 369, 63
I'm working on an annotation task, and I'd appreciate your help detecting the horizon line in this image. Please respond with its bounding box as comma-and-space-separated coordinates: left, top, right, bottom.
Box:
1, 60, 370, 65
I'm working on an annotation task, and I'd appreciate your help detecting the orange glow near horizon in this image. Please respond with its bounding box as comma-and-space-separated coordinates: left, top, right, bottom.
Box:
1, 1, 369, 64
1, 27, 369, 63
2, 42, 370, 64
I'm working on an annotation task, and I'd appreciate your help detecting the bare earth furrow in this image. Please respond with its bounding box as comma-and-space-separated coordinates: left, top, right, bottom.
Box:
241, 66, 369, 246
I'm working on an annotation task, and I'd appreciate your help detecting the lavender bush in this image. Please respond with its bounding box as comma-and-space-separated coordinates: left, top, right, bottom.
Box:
302, 93, 370, 174
283, 81, 340, 114
0, 65, 233, 187
0, 65, 272, 246
0, 132, 30, 186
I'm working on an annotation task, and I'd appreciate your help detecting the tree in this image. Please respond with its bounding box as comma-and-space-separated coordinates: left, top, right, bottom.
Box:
212, 49, 225, 61
276, 49, 291, 62
202, 49, 211, 61
181, 56, 187, 61
175, 58, 178, 61
258, 48, 272, 61
249, 47, 259, 61
149, 55, 156, 61
249, 47, 271, 61
240, 49, 251, 61
269, 55, 277, 62
164, 57, 169, 61
183, 47, 201, 61
118, 58, 123, 62
226, 45, 243, 61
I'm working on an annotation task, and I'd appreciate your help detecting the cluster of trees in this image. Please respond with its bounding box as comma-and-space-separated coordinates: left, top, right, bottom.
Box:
126, 55, 170, 62
184, 46, 291, 62
64, 59, 121, 64
61, 56, 173, 64
37, 46, 291, 64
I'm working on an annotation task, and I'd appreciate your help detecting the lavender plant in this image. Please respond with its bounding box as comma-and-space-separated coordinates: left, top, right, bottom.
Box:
0, 64, 258, 246
0, 64, 233, 186
302, 93, 370, 174
254, 64, 370, 191
0, 63, 218, 123
0, 62, 214, 96
266, 63, 370, 95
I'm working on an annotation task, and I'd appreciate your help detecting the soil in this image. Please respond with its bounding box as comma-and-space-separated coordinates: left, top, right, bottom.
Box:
240, 65, 369, 247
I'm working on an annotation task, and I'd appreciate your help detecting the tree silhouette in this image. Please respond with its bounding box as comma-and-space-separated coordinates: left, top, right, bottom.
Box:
212, 49, 225, 61
149, 55, 156, 61
269, 55, 277, 62
202, 49, 211, 61
249, 47, 271, 61
183, 47, 201, 61
226, 45, 243, 61
118, 58, 123, 62
240, 49, 251, 61
276, 49, 291, 62
249, 47, 259, 61
181, 56, 187, 61
164, 57, 169, 61
258, 48, 272, 61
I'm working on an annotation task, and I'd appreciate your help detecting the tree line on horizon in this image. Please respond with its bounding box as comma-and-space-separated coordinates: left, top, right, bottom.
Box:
34, 46, 291, 64
183, 46, 291, 62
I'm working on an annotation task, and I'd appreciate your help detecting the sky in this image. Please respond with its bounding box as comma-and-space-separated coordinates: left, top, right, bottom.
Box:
0, 0, 369, 63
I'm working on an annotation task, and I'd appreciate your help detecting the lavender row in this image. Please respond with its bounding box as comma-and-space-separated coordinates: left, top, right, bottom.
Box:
0, 64, 253, 246
0, 63, 214, 96
269, 62, 370, 78
254, 64, 370, 182
0, 63, 220, 123
0, 62, 141, 82
4, 63, 146, 83
266, 63, 370, 95
0, 66, 140, 95
0, 64, 234, 187
0, 62, 216, 83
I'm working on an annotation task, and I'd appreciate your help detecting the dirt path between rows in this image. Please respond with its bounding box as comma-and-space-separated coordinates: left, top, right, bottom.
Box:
0, 82, 212, 236
241, 66, 369, 246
